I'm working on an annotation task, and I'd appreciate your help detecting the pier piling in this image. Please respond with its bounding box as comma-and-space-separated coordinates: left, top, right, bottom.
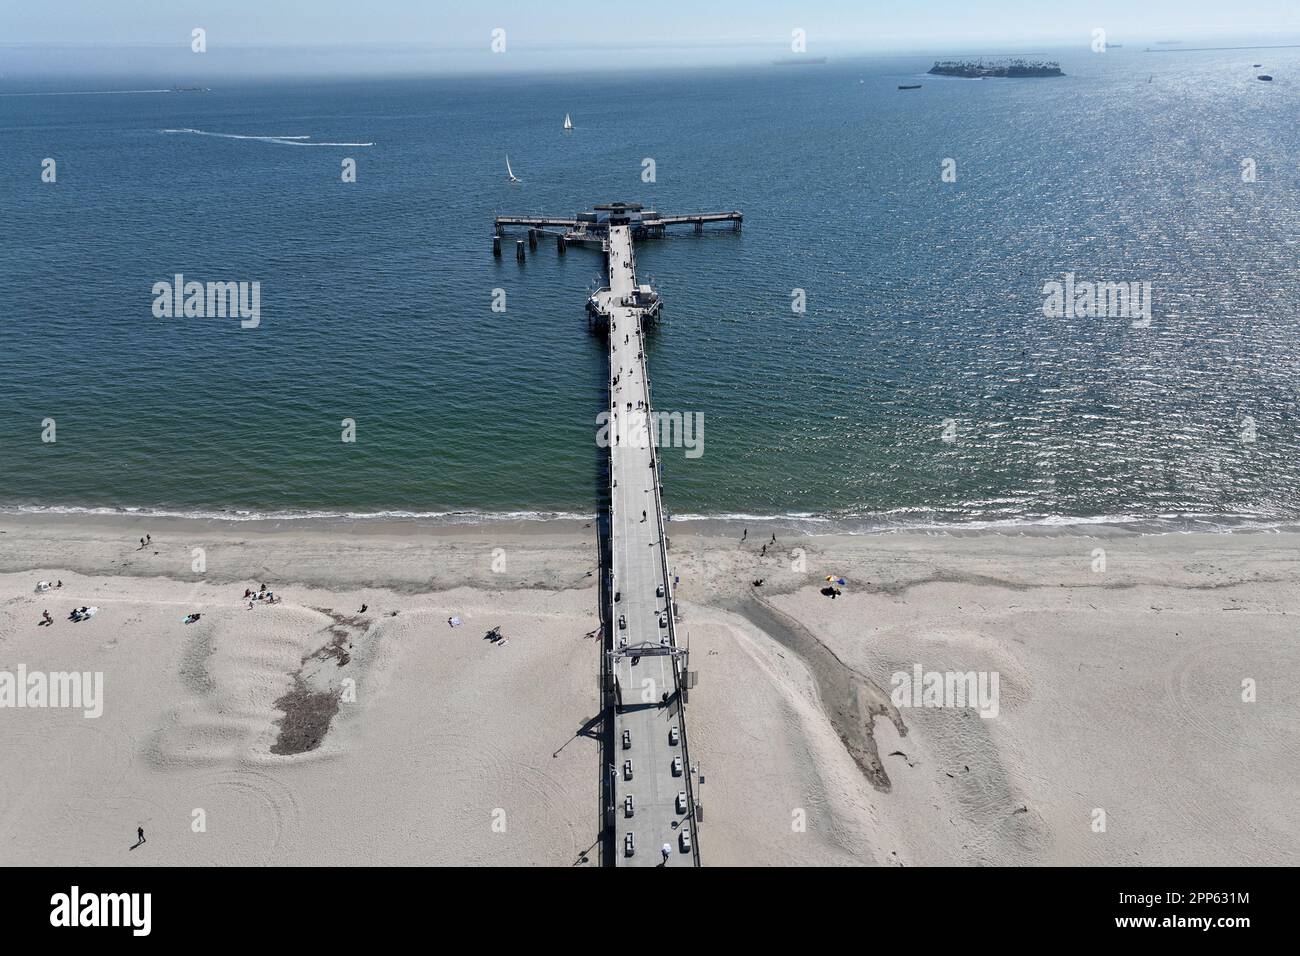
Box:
516, 239, 526, 262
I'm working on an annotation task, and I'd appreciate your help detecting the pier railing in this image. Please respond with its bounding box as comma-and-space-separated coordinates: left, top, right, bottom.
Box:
639, 327, 703, 867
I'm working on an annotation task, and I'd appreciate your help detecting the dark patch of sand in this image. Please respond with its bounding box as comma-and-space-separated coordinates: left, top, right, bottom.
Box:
270, 676, 341, 756
731, 593, 907, 791
269, 608, 368, 755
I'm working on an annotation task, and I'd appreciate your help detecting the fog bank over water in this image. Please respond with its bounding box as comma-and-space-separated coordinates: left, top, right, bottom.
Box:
2, 31, 1298, 83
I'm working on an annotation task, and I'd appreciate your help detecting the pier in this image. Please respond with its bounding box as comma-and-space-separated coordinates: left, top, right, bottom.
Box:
494, 202, 741, 257
496, 202, 739, 866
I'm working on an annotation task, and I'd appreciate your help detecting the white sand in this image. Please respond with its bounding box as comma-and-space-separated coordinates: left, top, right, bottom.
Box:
1, 514, 1297, 865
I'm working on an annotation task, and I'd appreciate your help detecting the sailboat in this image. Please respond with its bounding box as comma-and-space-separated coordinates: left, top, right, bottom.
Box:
506, 155, 521, 184
563, 112, 574, 131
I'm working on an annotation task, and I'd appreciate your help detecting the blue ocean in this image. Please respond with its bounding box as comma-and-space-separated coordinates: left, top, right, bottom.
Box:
2, 48, 1298, 528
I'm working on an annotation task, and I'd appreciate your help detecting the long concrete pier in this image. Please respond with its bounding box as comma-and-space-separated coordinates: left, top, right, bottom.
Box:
494, 201, 738, 866
597, 224, 699, 866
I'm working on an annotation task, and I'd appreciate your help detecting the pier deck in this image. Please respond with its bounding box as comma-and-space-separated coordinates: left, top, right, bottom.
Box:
600, 225, 699, 867
494, 201, 733, 866
495, 207, 741, 240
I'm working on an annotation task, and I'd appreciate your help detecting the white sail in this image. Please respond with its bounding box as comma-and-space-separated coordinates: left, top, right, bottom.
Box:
506, 155, 519, 182
564, 113, 573, 130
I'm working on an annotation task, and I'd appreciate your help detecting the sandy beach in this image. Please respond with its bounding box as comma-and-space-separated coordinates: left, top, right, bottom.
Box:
1, 512, 1297, 866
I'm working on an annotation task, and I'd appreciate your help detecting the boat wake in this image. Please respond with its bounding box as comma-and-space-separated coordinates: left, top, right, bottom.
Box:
161, 128, 374, 147
0, 89, 174, 97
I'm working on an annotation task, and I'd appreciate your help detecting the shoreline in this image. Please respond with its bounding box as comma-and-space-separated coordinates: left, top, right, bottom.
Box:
4, 504, 1298, 542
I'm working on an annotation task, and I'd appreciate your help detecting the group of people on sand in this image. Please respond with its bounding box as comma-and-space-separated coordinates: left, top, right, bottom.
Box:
244, 584, 278, 608
37, 602, 93, 626
34, 581, 92, 626
36, 580, 63, 625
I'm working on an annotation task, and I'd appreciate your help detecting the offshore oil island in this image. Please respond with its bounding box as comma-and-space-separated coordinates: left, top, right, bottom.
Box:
929, 58, 1064, 78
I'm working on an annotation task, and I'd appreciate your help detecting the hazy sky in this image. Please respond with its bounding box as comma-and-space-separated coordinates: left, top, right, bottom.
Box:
3, 1, 1298, 76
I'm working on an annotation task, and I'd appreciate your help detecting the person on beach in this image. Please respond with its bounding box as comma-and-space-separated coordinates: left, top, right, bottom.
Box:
146, 534, 151, 544
56, 580, 62, 589
137, 827, 145, 845
642, 510, 647, 522
139, 537, 145, 549
40, 610, 53, 626
359, 604, 368, 613
742, 528, 747, 541
761, 544, 767, 556
661, 844, 671, 863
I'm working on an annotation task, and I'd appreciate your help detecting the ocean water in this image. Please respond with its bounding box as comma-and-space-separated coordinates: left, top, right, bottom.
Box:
2, 49, 1298, 528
